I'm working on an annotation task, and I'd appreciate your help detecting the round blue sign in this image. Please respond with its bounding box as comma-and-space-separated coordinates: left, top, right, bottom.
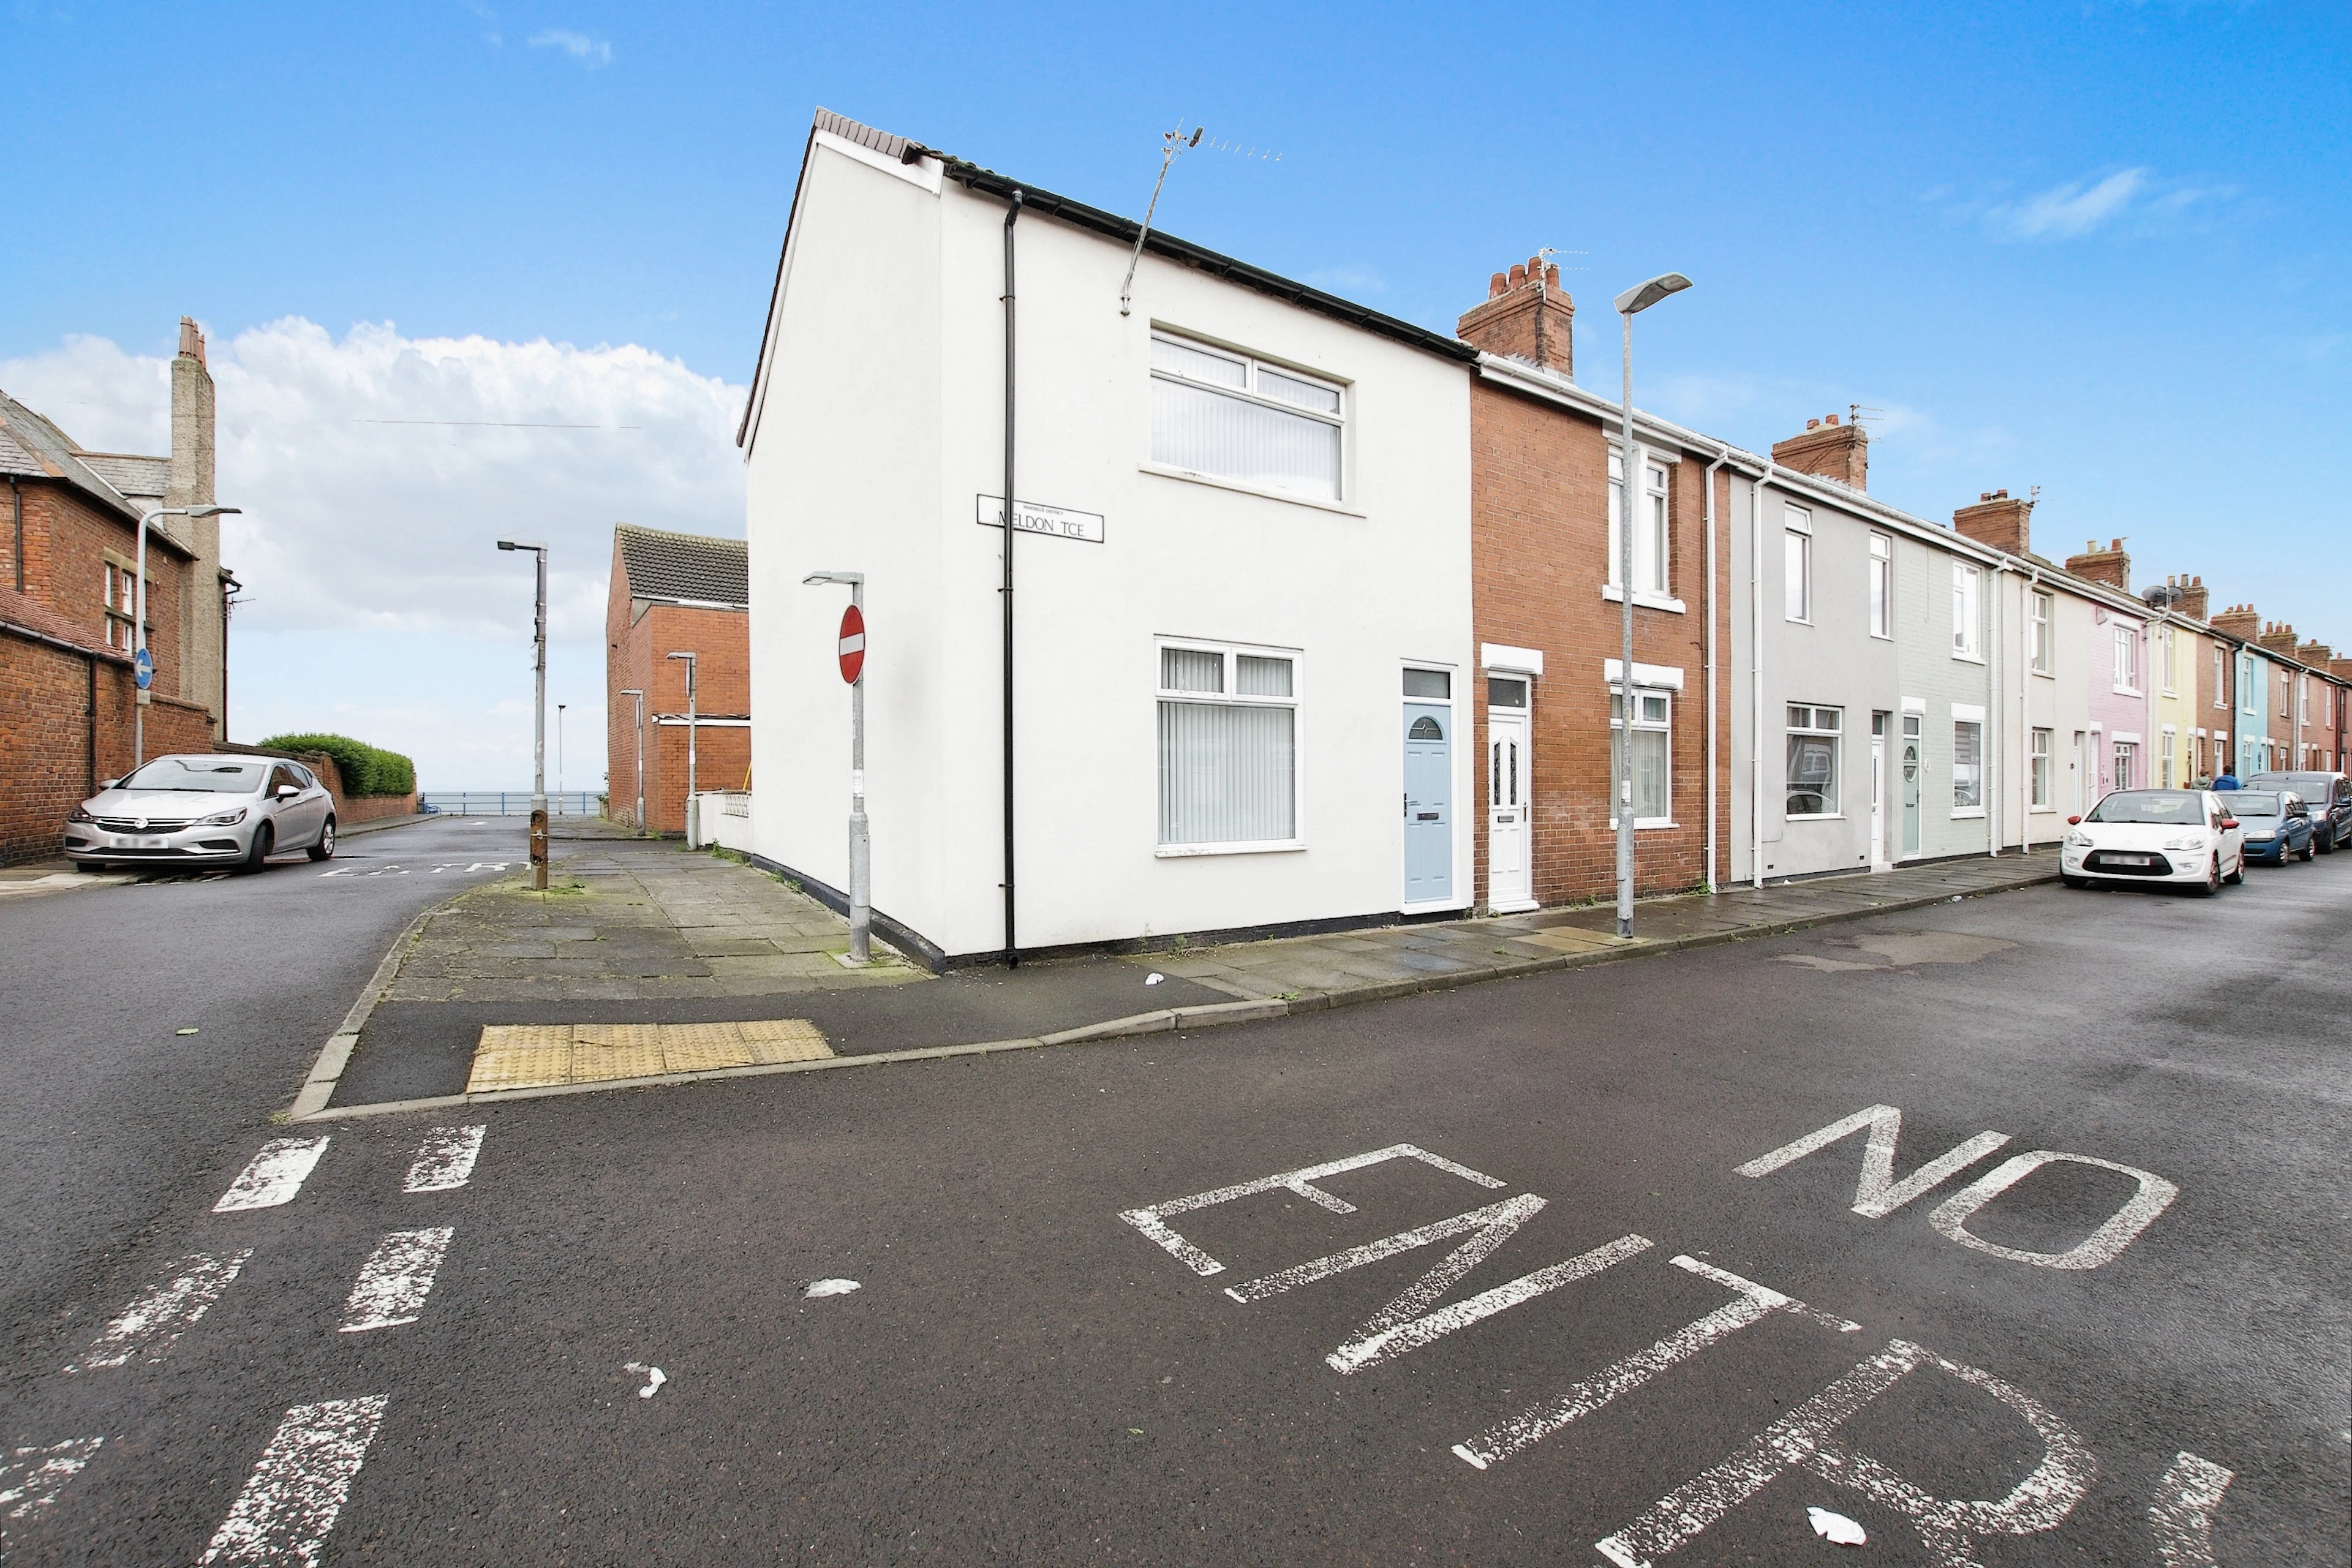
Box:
134, 648, 154, 690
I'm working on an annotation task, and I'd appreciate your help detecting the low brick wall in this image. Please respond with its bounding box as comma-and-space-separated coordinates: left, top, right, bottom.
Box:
337, 791, 420, 824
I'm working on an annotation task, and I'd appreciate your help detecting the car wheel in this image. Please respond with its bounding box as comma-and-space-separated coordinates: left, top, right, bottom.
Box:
2224, 855, 2244, 885
2300, 837, 2318, 862
307, 817, 337, 862
237, 822, 274, 875
2061, 873, 2088, 889
2198, 856, 2220, 896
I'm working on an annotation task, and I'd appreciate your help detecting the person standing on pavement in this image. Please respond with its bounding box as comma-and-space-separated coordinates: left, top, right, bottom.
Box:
2214, 766, 2240, 790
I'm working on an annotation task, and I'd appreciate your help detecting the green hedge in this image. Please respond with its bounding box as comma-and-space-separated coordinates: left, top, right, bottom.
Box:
255, 733, 417, 797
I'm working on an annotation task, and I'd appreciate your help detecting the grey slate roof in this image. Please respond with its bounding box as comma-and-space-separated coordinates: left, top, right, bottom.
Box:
78, 453, 170, 501
0, 390, 195, 557
616, 524, 749, 608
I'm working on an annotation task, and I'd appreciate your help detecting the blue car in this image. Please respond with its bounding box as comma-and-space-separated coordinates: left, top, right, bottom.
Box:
2228, 791, 2316, 864
2244, 771, 2352, 853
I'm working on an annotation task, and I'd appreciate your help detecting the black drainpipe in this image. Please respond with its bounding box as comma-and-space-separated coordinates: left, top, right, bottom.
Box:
1001, 189, 1023, 966
9, 475, 21, 594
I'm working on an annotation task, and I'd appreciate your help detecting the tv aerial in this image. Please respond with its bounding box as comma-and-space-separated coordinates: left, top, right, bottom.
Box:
1118, 122, 1283, 317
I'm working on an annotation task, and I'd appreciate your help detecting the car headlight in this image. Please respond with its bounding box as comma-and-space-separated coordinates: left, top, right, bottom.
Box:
2245, 830, 2275, 842
68, 804, 96, 823
2162, 834, 2206, 850
199, 807, 249, 826
2065, 832, 2092, 848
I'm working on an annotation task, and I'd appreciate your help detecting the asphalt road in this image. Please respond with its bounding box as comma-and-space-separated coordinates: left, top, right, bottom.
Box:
2, 848, 2345, 1566
0, 816, 524, 1357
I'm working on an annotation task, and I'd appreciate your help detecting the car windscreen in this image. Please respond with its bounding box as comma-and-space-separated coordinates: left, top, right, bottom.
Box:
2247, 774, 2332, 796
2226, 793, 2283, 818
117, 758, 267, 794
2084, 791, 2205, 825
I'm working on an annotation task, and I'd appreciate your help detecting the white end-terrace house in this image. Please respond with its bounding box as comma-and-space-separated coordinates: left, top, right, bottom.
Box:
737, 111, 1476, 966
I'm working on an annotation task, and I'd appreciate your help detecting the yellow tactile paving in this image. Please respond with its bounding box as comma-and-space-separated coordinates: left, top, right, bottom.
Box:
466, 1019, 832, 1093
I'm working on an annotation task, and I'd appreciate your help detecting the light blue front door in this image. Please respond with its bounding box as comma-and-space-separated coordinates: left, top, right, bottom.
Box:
1403, 703, 1452, 904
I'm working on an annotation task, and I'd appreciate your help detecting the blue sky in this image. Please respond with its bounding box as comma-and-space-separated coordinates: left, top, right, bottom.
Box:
5, 0, 2345, 788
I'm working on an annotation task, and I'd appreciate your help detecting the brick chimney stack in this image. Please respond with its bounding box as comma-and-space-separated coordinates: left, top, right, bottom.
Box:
167, 316, 225, 729
1456, 255, 1574, 374
2209, 603, 2259, 643
2257, 621, 2301, 658
2171, 574, 2209, 622
2299, 638, 2334, 666
2331, 657, 2352, 684
2065, 537, 2131, 593
1770, 412, 1868, 492
1951, 488, 2032, 555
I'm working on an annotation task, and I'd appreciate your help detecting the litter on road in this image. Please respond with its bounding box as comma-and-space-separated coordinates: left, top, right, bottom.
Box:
804, 1278, 861, 1298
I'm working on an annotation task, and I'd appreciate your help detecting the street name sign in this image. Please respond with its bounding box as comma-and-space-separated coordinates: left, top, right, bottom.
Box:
976, 494, 1106, 544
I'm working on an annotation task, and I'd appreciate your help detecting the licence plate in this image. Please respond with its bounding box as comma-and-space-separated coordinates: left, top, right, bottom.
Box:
130, 835, 168, 850
2110, 853, 2154, 866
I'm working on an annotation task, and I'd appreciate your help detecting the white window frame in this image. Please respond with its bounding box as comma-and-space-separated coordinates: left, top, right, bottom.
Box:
1784, 507, 1813, 624
1953, 706, 1986, 816
2112, 739, 2136, 793
1609, 686, 1674, 829
1146, 331, 1347, 506
2213, 646, 2226, 709
1952, 563, 1983, 662
1153, 638, 1304, 856
2113, 624, 2140, 695
2030, 726, 2053, 809
1784, 703, 1843, 820
2277, 669, 2290, 718
1605, 450, 1680, 609
1869, 533, 1892, 640
2159, 625, 2177, 695
2029, 590, 2053, 674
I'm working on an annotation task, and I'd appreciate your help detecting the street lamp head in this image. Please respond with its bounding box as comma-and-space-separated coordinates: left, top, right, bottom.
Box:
190, 505, 240, 519
1613, 272, 1694, 316
802, 570, 865, 587
665, 650, 695, 662
497, 540, 517, 551
496, 539, 548, 554
619, 687, 643, 696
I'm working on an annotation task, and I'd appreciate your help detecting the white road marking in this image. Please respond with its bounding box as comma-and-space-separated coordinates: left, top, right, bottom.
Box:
1329, 1231, 1652, 1376
0, 1437, 104, 1532
1453, 1254, 1837, 1469
1928, 1150, 2179, 1270
317, 865, 407, 877
198, 1396, 387, 1566
338, 1228, 456, 1333
429, 862, 510, 873
1591, 1337, 2093, 1567
1118, 1144, 1507, 1277
213, 1138, 330, 1212
2149, 1450, 2234, 1567
401, 1125, 485, 1193
624, 1362, 667, 1398
1736, 1105, 2010, 1218
72, 1250, 252, 1370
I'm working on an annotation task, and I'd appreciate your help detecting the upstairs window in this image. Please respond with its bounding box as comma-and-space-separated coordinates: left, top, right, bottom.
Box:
2030, 590, 2053, 673
1608, 452, 1671, 597
2213, 647, 2226, 708
1784, 507, 1813, 623
1869, 534, 1892, 639
1952, 564, 1981, 659
2114, 625, 2138, 691
2158, 625, 2177, 695
1150, 333, 1342, 502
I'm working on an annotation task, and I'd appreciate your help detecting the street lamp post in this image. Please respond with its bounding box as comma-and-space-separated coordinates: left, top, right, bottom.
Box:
1611, 272, 1693, 941
133, 505, 240, 767
496, 540, 549, 889
557, 702, 567, 801
803, 571, 870, 964
666, 650, 698, 844
618, 688, 646, 831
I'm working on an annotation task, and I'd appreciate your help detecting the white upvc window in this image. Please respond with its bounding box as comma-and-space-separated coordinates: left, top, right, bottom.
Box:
2160, 727, 2178, 788
1785, 704, 1841, 818
2030, 590, 2052, 674
2030, 727, 2052, 807
1610, 688, 1672, 827
2299, 675, 2309, 723
2277, 670, 2290, 718
2113, 740, 2136, 793
1869, 533, 1892, 639
2113, 625, 2139, 692
1784, 507, 1812, 623
2242, 655, 2258, 714
1156, 641, 1299, 851
1954, 719, 1985, 811
1607, 451, 1671, 598
2213, 647, 2226, 708
1148, 333, 1343, 502
1952, 563, 1982, 660
2159, 625, 2177, 695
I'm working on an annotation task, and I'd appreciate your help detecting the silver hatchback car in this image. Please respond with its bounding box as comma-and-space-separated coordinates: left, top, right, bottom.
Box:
66, 754, 336, 873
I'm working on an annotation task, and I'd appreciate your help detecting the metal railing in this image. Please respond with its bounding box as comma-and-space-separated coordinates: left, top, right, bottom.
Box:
420, 791, 603, 817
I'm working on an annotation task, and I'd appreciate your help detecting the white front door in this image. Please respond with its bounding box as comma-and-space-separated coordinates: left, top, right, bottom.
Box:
1487, 711, 1531, 910
1869, 734, 1888, 870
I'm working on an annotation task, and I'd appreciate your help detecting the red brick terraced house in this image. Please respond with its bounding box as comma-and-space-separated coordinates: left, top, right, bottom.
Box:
606, 524, 750, 835
0, 321, 238, 865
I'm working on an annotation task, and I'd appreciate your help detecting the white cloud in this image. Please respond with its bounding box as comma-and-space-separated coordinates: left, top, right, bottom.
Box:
1994, 168, 2148, 238
0, 320, 746, 789
530, 28, 612, 67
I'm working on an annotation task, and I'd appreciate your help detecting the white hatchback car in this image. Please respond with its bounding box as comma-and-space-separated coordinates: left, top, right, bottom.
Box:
2062, 788, 2245, 894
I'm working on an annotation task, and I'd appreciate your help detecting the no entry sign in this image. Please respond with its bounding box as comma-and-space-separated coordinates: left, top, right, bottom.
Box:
838, 604, 865, 684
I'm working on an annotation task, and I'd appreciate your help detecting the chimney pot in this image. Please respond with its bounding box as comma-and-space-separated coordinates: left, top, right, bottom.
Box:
1806, 418, 1820, 431
1980, 492, 1992, 502
1544, 263, 1559, 286
1993, 488, 2007, 499
1823, 412, 1840, 426
1460, 257, 1577, 372
1509, 263, 1528, 287
2111, 537, 2124, 551
1527, 255, 1544, 277
1488, 272, 1506, 298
